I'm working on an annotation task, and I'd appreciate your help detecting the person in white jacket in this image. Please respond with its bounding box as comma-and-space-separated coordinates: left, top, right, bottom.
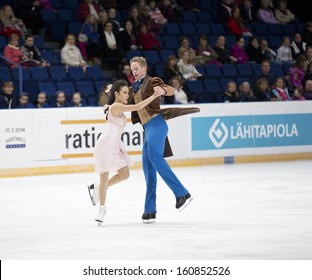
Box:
61, 34, 88, 72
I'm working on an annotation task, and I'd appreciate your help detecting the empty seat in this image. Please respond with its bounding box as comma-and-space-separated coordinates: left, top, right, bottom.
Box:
49, 66, 68, 80
197, 11, 212, 23
186, 80, 205, 94
165, 23, 181, 35
180, 23, 197, 36
126, 50, 142, 61
76, 81, 96, 97
23, 79, 39, 102
29, 67, 50, 80
159, 49, 175, 63
268, 24, 283, 35
221, 64, 238, 78
195, 23, 211, 35
12, 68, 31, 81
182, 10, 198, 22
86, 66, 104, 80
254, 23, 269, 35
203, 79, 222, 93
0, 66, 11, 81
67, 22, 83, 36
39, 82, 57, 98
205, 64, 222, 79
142, 50, 160, 65
162, 36, 180, 50
210, 23, 226, 35
270, 63, 284, 77
41, 50, 55, 64
236, 64, 253, 77
40, 9, 58, 22
67, 66, 86, 80
57, 9, 75, 22
57, 81, 76, 98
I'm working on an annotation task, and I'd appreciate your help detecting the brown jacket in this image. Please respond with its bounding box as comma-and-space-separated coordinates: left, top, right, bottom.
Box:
129, 76, 200, 157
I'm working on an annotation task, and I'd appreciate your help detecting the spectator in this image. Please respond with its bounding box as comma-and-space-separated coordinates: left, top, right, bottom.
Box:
239, 0, 257, 23
292, 87, 305, 100
219, 0, 234, 23
254, 59, 276, 87
0, 5, 27, 38
137, 23, 161, 50
128, 5, 143, 34
246, 36, 265, 63
120, 64, 135, 85
61, 34, 88, 71
97, 11, 109, 35
260, 39, 277, 62
231, 35, 249, 64
168, 76, 196, 104
304, 46, 312, 67
81, 14, 102, 64
275, 36, 294, 64
290, 33, 307, 60
257, 0, 279, 24
274, 0, 295, 24
177, 0, 201, 12
239, 81, 256, 101
223, 81, 240, 102
118, 20, 140, 54
140, 4, 160, 35
163, 55, 184, 84
0, 81, 17, 109
213, 35, 238, 64
108, 8, 122, 34
177, 50, 202, 81
302, 21, 312, 47
17, 92, 33, 108
289, 55, 306, 90
178, 36, 202, 65
271, 76, 291, 100
71, 92, 85, 107
15, 0, 44, 34
254, 78, 276, 101
98, 83, 111, 106
196, 34, 221, 67
303, 61, 312, 85
21, 34, 50, 67
78, 0, 104, 22
54, 91, 69, 107
158, 0, 180, 23
302, 79, 312, 100
148, 0, 167, 25
34, 92, 50, 108
227, 5, 252, 36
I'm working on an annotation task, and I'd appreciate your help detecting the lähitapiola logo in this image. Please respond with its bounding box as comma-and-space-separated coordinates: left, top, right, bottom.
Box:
209, 119, 228, 148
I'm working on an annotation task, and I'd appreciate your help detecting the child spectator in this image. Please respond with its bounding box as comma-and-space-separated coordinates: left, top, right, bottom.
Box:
71, 92, 84, 107
275, 36, 294, 64
254, 78, 276, 101
239, 81, 256, 101
224, 81, 240, 102
260, 39, 276, 62
163, 55, 184, 84
292, 87, 305, 100
35, 92, 50, 108
271, 77, 291, 100
17, 92, 33, 108
55, 91, 69, 107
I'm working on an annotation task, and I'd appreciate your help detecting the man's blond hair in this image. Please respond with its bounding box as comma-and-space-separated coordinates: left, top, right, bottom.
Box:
130, 56, 147, 67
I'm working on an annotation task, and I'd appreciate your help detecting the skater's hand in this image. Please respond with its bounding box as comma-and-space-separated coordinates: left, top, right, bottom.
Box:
153, 86, 166, 97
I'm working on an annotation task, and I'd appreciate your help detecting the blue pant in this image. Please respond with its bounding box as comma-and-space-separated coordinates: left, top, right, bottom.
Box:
142, 115, 189, 214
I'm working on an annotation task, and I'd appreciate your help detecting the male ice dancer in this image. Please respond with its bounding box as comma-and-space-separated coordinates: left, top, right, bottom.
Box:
129, 56, 199, 223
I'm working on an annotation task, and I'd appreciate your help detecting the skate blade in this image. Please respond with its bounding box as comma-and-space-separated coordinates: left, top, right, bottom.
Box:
95, 219, 103, 226
143, 219, 155, 224
178, 197, 193, 212
87, 186, 96, 206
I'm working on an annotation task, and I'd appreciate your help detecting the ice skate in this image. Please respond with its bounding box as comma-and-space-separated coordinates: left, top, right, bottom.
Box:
87, 183, 99, 206
142, 212, 156, 224
176, 193, 193, 212
95, 205, 106, 226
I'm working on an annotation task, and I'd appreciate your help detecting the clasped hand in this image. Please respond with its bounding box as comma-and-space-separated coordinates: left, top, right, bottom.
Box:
153, 86, 166, 97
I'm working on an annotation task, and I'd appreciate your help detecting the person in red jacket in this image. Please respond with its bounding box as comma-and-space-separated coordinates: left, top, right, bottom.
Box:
137, 24, 161, 50
228, 6, 252, 37
78, 0, 104, 22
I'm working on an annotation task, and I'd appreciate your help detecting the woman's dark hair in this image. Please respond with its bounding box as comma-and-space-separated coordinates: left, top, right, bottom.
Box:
104, 79, 128, 116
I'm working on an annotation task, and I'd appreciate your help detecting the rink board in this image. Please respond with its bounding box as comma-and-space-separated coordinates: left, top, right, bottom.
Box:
1, 101, 312, 177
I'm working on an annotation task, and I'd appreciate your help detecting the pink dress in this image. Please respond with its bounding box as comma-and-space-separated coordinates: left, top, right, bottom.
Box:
94, 105, 132, 173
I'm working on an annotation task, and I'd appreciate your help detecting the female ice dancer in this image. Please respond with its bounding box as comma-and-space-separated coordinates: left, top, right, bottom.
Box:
88, 79, 164, 225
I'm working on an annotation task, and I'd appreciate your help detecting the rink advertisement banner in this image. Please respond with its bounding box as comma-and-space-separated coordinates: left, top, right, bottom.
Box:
192, 113, 312, 150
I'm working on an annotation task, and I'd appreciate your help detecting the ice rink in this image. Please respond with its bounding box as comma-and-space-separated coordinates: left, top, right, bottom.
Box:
0, 160, 312, 260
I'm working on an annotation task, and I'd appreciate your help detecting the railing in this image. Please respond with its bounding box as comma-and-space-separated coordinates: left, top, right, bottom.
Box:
0, 54, 23, 94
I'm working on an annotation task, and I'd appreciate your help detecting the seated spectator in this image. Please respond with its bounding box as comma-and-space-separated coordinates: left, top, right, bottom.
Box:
302, 79, 312, 100
21, 34, 50, 67
288, 55, 306, 89
246, 36, 265, 63
219, 0, 234, 23
15, 0, 44, 35
128, 5, 143, 34
254, 78, 277, 101
0, 5, 27, 38
271, 76, 291, 100
303, 61, 312, 85
178, 0, 201, 12
274, 0, 295, 24
275, 36, 295, 64
213, 35, 238, 64
120, 64, 135, 85
61, 34, 88, 72
254, 59, 277, 87
292, 87, 305, 100
54, 91, 69, 107
17, 92, 33, 108
257, 0, 279, 24
228, 5, 252, 37
196, 34, 221, 67
291, 33, 307, 60
168, 76, 196, 104
71, 92, 85, 107
0, 81, 17, 109
78, 0, 104, 22
98, 83, 112, 106
118, 20, 140, 53
148, 0, 167, 25
231, 35, 249, 64
99, 21, 125, 63
239, 0, 257, 23
177, 50, 202, 81
140, 5, 161, 35
223, 81, 240, 102
260, 39, 277, 62
158, 0, 181, 23
137, 23, 160, 50
3, 34, 35, 68
81, 14, 102, 64
108, 8, 122, 34
34, 92, 50, 108
178, 36, 203, 65
97, 11, 109, 35
239, 81, 256, 101
163, 55, 184, 84
302, 21, 312, 48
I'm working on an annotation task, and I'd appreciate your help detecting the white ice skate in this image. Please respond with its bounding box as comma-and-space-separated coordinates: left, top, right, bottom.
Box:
87, 183, 99, 206
95, 205, 106, 226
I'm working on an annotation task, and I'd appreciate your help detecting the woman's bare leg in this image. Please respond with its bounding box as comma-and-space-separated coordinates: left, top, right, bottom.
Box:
107, 166, 129, 187
99, 172, 109, 205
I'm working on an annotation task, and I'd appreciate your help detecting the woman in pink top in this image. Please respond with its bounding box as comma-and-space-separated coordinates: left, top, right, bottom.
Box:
231, 35, 249, 64
3, 34, 26, 68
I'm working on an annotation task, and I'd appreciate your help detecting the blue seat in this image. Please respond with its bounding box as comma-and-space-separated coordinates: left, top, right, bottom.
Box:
67, 22, 83, 36
142, 50, 160, 65
76, 81, 96, 97
41, 50, 55, 64
86, 66, 103, 80
162, 36, 180, 50
195, 23, 211, 35
295, 22, 305, 34
50, 20, 67, 41
49, 66, 68, 80
87, 96, 98, 106
165, 23, 181, 35
23, 79, 39, 102
268, 24, 283, 35
182, 10, 198, 22
40, 9, 58, 22
268, 35, 282, 50
210, 23, 226, 35
94, 80, 107, 94
197, 11, 212, 23
221, 64, 238, 78
254, 23, 269, 35
38, 82, 57, 98
283, 63, 292, 76
57, 9, 75, 22
154, 64, 165, 79
67, 66, 86, 80
0, 36, 7, 51
180, 23, 197, 36
0, 66, 11, 81
63, 0, 79, 9
205, 64, 222, 79
236, 64, 253, 78
159, 49, 175, 63
282, 23, 296, 36
186, 80, 205, 94
203, 80, 222, 93
57, 81, 76, 98
198, 0, 214, 10
12, 68, 31, 81
29, 67, 50, 81
126, 50, 142, 61
252, 64, 261, 76
34, 35, 45, 50
49, 0, 64, 9
195, 65, 205, 76
270, 63, 284, 77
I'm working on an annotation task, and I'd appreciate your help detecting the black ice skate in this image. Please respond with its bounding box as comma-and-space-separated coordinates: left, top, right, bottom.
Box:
176, 193, 193, 212
142, 212, 156, 224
